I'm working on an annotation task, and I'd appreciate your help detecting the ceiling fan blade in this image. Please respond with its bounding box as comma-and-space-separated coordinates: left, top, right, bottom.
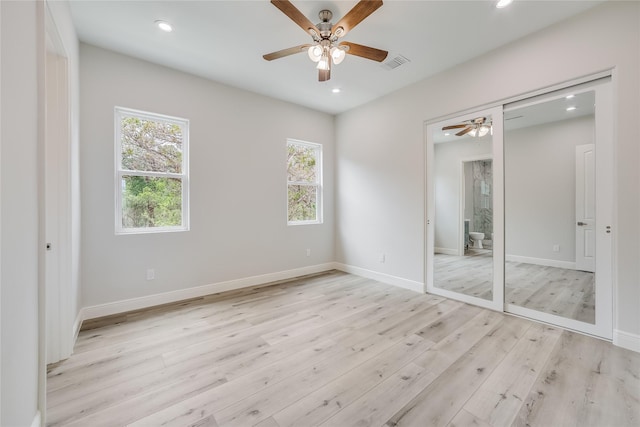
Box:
442, 124, 468, 130
332, 0, 383, 38
271, 0, 320, 38
318, 68, 331, 82
263, 44, 311, 61
340, 41, 388, 62
456, 127, 473, 137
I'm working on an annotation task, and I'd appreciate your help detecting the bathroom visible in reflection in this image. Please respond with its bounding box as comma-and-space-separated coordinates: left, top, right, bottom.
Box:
433, 116, 494, 301
464, 159, 493, 252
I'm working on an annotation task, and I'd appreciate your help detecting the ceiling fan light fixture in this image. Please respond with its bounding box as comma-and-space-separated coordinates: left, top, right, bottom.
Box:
468, 128, 478, 137
263, 0, 388, 82
316, 53, 330, 71
308, 45, 323, 62
330, 46, 346, 65
478, 125, 490, 137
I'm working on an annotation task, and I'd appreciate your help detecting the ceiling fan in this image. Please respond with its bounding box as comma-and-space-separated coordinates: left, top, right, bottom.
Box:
442, 117, 493, 138
263, 0, 389, 82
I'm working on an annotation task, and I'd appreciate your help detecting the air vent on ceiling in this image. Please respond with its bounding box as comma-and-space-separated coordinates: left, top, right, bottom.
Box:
382, 54, 411, 70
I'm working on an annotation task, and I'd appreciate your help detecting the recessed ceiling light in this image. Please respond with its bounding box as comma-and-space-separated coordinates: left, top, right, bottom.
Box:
332, 88, 341, 94
496, 0, 513, 9
566, 94, 575, 99
155, 20, 173, 32
444, 133, 451, 136
566, 106, 577, 111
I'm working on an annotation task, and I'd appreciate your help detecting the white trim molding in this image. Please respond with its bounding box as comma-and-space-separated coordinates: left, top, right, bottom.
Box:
31, 411, 41, 427
506, 254, 576, 270
334, 263, 424, 293
80, 263, 336, 321
613, 329, 640, 353
434, 247, 457, 256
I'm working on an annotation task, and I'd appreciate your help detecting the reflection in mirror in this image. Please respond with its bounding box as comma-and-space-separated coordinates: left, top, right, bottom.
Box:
433, 115, 493, 301
504, 90, 595, 323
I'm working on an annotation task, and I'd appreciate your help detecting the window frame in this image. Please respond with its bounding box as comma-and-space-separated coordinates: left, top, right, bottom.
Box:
287, 139, 323, 226
114, 107, 190, 235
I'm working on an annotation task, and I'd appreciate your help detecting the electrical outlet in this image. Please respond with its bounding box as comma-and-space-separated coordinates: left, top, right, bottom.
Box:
379, 253, 386, 263
553, 244, 560, 252
306, 248, 311, 257
146, 268, 155, 280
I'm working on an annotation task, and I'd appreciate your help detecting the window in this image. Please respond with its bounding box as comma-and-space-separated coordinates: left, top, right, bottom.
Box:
287, 139, 322, 225
115, 107, 189, 234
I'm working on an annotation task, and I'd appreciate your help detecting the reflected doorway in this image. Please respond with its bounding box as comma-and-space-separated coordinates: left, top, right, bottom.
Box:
434, 157, 493, 301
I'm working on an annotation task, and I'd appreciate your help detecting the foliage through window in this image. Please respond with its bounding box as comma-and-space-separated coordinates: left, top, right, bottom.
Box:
287, 140, 322, 224
115, 107, 189, 233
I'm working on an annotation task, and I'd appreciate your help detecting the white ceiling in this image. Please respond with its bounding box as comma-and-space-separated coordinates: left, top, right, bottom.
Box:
69, 0, 603, 115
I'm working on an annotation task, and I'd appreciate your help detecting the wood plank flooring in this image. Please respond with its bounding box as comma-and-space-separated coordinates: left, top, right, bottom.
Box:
47, 271, 638, 426
434, 251, 595, 323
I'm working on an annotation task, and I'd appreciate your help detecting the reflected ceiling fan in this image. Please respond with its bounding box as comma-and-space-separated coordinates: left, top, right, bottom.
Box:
443, 117, 493, 137
263, 0, 388, 82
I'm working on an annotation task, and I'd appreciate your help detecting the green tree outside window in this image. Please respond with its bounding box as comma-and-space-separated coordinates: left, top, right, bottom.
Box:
116, 108, 188, 232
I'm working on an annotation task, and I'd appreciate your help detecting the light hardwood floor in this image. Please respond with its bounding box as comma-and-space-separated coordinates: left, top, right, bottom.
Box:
434, 251, 595, 323
47, 271, 638, 426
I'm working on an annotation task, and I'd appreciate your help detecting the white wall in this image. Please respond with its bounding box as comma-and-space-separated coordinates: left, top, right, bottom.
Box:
505, 116, 594, 264
80, 44, 335, 308
335, 2, 640, 337
1, 1, 40, 425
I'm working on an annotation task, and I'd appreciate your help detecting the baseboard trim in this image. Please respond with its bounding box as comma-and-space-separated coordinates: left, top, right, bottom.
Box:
334, 263, 424, 293
81, 263, 337, 321
31, 411, 41, 427
434, 247, 458, 256
506, 254, 576, 270
613, 329, 640, 353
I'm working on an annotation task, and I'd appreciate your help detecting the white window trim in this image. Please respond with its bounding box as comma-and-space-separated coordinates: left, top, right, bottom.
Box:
114, 107, 190, 234
287, 139, 323, 226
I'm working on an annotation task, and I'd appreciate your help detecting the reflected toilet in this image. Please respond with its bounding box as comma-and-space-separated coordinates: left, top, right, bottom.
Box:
469, 232, 485, 249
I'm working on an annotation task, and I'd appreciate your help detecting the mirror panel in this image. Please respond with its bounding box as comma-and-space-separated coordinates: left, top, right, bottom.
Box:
432, 115, 494, 301
504, 90, 596, 324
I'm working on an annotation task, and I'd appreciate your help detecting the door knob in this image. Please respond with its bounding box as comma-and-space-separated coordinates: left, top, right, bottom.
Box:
577, 221, 587, 226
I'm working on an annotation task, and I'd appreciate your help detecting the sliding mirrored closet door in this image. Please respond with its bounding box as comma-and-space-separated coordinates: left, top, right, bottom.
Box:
426, 78, 612, 339
426, 106, 504, 311
504, 78, 613, 339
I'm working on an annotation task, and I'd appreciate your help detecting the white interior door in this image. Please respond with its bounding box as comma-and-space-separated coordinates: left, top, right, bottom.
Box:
576, 144, 595, 272
44, 10, 73, 364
